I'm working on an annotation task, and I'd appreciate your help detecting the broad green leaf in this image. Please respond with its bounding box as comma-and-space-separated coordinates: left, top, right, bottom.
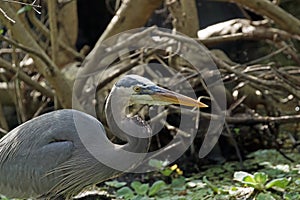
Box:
265, 177, 291, 191
131, 181, 149, 196
283, 192, 300, 200
234, 171, 256, 184
254, 172, 268, 184
137, 184, 149, 196
131, 196, 143, 200
132, 196, 150, 200
172, 176, 186, 188
256, 192, 276, 200
233, 171, 262, 189
116, 187, 135, 199
105, 180, 127, 188
131, 181, 142, 190
186, 180, 205, 188
148, 180, 166, 196
243, 176, 257, 184
17, 5, 32, 15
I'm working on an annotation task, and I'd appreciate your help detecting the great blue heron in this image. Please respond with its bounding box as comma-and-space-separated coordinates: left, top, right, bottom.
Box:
0, 75, 207, 199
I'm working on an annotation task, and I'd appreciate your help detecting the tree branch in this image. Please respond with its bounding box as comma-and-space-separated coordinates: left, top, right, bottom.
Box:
212, 55, 300, 99
198, 26, 300, 47
166, 0, 199, 37
0, 35, 56, 72
226, 114, 300, 125
0, 7, 15, 23
0, 58, 54, 98
216, 0, 300, 35
97, 0, 163, 44
27, 11, 84, 61
0, 3, 72, 108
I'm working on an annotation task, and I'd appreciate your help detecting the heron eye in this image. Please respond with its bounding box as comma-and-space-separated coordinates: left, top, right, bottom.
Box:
133, 86, 141, 93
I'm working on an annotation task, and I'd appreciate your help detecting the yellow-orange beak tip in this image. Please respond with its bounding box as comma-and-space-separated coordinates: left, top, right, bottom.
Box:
197, 101, 209, 108
151, 87, 209, 108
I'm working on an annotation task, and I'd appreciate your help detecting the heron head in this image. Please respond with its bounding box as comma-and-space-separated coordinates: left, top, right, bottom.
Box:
113, 75, 208, 108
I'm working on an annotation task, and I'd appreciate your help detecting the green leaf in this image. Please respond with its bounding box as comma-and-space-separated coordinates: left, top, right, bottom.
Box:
254, 172, 268, 185
233, 171, 264, 189
256, 192, 276, 200
186, 180, 205, 188
284, 192, 300, 200
148, 180, 166, 196
17, 5, 32, 15
116, 187, 135, 199
131, 181, 142, 190
203, 176, 219, 193
131, 196, 150, 200
105, 180, 127, 188
0, 196, 10, 200
131, 181, 149, 196
243, 175, 257, 184
161, 168, 173, 176
172, 176, 186, 188
265, 177, 291, 191
233, 128, 240, 135
234, 171, 256, 184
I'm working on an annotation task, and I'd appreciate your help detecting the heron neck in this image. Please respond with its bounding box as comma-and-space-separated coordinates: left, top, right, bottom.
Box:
105, 91, 151, 153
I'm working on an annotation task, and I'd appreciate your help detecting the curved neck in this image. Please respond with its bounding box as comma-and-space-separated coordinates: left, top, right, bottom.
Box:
105, 90, 151, 153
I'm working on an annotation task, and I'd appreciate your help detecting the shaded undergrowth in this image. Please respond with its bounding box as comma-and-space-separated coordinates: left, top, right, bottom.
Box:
104, 149, 300, 200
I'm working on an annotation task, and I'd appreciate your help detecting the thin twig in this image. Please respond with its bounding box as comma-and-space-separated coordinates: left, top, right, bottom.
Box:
224, 122, 244, 167
27, 11, 84, 60
11, 37, 27, 122
163, 119, 191, 137
0, 57, 54, 98
0, 7, 15, 23
2, 0, 41, 8
0, 35, 57, 75
243, 46, 288, 66
33, 98, 50, 117
0, 127, 7, 136
0, 3, 72, 108
216, 0, 300, 35
213, 55, 300, 99
226, 114, 300, 124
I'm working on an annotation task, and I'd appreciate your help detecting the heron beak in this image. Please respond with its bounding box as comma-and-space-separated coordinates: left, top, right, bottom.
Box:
151, 86, 208, 108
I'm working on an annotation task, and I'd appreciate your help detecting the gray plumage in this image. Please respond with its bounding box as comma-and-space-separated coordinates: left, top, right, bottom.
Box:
0, 75, 207, 199
0, 109, 112, 199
